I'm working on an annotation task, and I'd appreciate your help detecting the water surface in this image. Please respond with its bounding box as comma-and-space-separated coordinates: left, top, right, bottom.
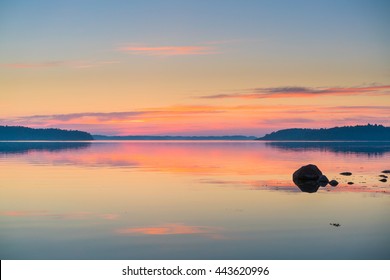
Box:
0, 141, 389, 259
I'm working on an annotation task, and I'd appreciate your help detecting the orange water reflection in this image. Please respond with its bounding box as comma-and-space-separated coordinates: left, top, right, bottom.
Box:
0, 141, 389, 259
3, 141, 389, 194
116, 223, 223, 239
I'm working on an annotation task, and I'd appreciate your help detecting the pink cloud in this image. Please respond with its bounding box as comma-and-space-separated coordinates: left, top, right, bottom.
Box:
3, 61, 65, 69
100, 214, 119, 220
119, 45, 216, 56
201, 85, 390, 99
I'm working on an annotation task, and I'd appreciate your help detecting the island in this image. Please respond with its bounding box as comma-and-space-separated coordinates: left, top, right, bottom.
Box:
0, 126, 93, 141
257, 124, 390, 141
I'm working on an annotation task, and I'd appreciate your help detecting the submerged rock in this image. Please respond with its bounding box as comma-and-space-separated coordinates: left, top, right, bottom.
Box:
340, 172, 352, 176
379, 178, 387, 183
329, 180, 339, 187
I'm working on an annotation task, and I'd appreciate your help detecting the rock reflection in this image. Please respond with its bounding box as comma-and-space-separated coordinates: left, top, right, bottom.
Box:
293, 179, 321, 193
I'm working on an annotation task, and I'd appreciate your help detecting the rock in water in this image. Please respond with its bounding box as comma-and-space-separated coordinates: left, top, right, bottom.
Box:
329, 180, 339, 187
382, 170, 390, 174
347, 182, 354, 185
379, 175, 388, 178
340, 172, 352, 176
293, 164, 322, 181
318, 175, 329, 187
293, 164, 322, 193
379, 178, 387, 183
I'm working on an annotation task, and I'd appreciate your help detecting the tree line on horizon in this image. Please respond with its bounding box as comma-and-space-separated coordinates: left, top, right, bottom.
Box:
0, 126, 93, 140
0, 124, 389, 141
258, 124, 390, 141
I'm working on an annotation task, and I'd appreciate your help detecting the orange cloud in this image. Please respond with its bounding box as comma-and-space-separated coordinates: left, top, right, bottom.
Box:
119, 45, 215, 56
2, 104, 389, 136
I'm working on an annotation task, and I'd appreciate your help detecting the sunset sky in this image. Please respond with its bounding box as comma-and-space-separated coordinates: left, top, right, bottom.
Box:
1, 0, 389, 136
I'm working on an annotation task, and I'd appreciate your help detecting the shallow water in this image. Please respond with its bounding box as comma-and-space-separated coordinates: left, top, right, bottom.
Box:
0, 141, 389, 259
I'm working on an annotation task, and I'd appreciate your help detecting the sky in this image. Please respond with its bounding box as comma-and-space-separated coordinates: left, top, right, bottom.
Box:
0, 0, 389, 136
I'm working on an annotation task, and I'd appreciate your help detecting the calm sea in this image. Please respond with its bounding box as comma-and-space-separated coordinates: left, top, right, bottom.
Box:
0, 141, 389, 259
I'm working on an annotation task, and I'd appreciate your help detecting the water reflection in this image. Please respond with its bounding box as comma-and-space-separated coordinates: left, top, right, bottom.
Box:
293, 179, 321, 193
0, 141, 389, 259
0, 141, 91, 154
1, 141, 388, 194
265, 141, 390, 156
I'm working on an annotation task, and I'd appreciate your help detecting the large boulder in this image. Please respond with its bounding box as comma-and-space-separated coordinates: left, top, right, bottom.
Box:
292, 164, 323, 193
293, 164, 322, 181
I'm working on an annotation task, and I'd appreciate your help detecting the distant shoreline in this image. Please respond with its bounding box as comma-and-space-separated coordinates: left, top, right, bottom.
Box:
257, 124, 390, 141
92, 135, 257, 140
2, 139, 390, 142
2, 124, 390, 141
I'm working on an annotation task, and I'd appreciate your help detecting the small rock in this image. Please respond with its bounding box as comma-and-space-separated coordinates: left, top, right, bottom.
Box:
379, 179, 387, 183
330, 223, 341, 227
382, 170, 390, 174
379, 175, 388, 178
329, 180, 339, 187
318, 175, 329, 187
347, 182, 354, 185
340, 172, 352, 176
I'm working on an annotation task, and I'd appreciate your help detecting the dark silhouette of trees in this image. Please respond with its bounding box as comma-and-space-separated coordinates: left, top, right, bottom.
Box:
0, 126, 93, 140
258, 124, 390, 141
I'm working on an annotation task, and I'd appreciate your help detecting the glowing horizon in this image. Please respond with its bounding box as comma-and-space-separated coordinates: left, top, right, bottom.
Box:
1, 0, 389, 136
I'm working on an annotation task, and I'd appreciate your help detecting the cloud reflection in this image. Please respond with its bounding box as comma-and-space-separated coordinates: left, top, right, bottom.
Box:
116, 223, 224, 239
